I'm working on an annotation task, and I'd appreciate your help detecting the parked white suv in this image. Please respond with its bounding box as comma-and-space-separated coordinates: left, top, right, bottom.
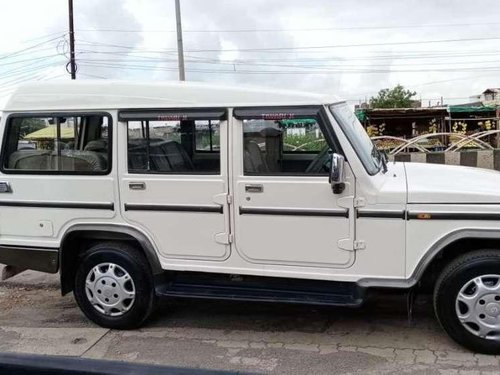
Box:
1, 81, 500, 354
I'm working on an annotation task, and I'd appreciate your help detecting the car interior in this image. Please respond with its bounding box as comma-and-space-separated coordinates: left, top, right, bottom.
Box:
5, 115, 110, 172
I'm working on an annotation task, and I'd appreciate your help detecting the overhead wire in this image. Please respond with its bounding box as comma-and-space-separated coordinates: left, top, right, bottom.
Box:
78, 61, 500, 74
75, 21, 500, 33
76, 35, 500, 54
0, 35, 66, 61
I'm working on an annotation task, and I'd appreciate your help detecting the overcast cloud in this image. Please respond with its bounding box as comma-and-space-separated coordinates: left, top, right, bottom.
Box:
1, 0, 500, 109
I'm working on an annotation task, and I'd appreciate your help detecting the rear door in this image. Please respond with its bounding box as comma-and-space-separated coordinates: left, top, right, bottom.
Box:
231, 106, 355, 268
0, 112, 115, 246
118, 109, 231, 261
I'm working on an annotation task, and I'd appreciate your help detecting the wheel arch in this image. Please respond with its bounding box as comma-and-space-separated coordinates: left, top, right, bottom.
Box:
59, 224, 163, 295
358, 228, 500, 289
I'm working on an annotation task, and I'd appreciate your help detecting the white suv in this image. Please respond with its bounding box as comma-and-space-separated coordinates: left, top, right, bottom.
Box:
1, 81, 500, 354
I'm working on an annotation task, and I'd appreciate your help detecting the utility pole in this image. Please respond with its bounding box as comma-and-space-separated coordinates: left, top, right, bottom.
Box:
68, 0, 76, 79
175, 0, 186, 81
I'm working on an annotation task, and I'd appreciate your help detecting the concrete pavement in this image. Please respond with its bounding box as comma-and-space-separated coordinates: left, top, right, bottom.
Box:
0, 269, 498, 374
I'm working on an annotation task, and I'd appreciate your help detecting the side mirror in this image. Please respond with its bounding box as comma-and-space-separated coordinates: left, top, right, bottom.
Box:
329, 153, 346, 194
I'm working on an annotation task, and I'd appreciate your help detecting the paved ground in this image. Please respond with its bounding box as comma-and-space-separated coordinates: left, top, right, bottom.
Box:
0, 270, 498, 374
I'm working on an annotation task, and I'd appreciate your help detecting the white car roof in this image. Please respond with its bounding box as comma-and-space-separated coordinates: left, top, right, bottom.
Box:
3, 80, 343, 112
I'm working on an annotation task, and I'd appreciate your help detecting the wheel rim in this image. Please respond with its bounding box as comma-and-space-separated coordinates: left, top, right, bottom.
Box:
455, 274, 500, 341
85, 263, 136, 317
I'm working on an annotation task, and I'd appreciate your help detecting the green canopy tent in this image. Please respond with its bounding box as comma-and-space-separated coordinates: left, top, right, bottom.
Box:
448, 104, 497, 113
355, 109, 367, 122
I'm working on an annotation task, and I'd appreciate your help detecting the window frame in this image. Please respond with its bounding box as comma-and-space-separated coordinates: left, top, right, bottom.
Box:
121, 108, 226, 176
0, 111, 113, 176
235, 105, 344, 177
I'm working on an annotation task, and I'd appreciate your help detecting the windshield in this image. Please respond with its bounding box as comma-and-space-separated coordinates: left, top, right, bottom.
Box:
329, 103, 382, 175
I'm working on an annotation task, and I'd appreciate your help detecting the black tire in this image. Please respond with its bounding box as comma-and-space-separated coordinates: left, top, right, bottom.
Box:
434, 250, 500, 354
74, 241, 156, 329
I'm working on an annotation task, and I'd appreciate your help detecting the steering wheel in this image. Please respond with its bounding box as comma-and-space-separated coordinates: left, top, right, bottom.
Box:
305, 146, 331, 174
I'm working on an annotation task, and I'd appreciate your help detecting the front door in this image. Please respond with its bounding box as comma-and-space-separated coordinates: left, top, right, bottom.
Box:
119, 109, 231, 261
231, 106, 355, 268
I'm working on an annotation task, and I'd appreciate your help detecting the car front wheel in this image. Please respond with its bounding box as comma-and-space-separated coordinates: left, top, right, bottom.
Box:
434, 250, 500, 354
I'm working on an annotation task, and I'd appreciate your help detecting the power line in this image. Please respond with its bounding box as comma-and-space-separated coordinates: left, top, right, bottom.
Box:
75, 21, 500, 34
75, 35, 500, 55
345, 72, 500, 99
76, 56, 500, 71
0, 54, 62, 67
0, 59, 64, 81
0, 35, 65, 61
77, 72, 107, 79
78, 61, 500, 74
21, 31, 67, 43
183, 36, 500, 53
0, 67, 61, 93
76, 48, 500, 64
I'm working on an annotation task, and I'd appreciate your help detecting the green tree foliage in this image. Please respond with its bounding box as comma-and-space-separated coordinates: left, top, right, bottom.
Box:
18, 118, 46, 139
369, 84, 417, 108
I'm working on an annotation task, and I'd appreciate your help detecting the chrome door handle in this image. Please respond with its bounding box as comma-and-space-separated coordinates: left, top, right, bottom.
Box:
129, 182, 146, 190
245, 184, 263, 193
0, 182, 12, 193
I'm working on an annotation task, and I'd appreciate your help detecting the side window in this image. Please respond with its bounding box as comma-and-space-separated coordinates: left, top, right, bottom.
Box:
239, 110, 332, 175
2, 114, 111, 174
124, 111, 222, 174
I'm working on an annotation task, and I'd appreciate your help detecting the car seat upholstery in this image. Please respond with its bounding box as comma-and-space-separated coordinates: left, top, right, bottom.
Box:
8, 150, 52, 170
84, 140, 108, 153
244, 140, 269, 173
128, 139, 194, 172
8, 149, 107, 172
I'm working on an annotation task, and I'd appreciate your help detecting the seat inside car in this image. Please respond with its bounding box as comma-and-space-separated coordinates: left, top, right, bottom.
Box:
128, 139, 194, 172
244, 140, 269, 173
8, 149, 108, 172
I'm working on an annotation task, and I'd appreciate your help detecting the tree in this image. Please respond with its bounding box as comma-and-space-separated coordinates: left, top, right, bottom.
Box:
369, 84, 417, 108
18, 118, 46, 138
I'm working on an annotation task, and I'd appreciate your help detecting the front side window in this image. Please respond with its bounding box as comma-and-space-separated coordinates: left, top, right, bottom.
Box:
238, 109, 334, 175
2, 114, 111, 174
329, 103, 381, 175
124, 110, 222, 174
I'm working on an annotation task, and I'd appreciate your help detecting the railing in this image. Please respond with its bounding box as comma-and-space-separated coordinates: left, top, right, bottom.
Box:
372, 132, 498, 156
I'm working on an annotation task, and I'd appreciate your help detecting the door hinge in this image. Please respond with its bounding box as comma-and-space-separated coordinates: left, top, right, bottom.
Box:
354, 240, 366, 250
354, 197, 366, 208
227, 194, 233, 205
228, 233, 234, 243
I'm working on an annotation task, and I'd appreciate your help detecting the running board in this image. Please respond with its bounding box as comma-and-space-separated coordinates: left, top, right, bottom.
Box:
155, 272, 365, 307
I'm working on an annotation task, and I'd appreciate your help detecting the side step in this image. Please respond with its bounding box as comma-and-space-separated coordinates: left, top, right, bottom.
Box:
155, 272, 364, 307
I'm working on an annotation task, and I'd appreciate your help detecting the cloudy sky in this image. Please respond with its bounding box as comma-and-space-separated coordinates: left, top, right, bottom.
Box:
1, 0, 500, 109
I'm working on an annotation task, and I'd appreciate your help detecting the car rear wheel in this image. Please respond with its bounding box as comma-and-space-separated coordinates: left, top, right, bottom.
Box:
74, 242, 156, 329
434, 250, 500, 354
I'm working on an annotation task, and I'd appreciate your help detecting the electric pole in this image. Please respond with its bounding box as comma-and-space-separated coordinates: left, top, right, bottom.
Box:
175, 0, 186, 81
68, 0, 76, 79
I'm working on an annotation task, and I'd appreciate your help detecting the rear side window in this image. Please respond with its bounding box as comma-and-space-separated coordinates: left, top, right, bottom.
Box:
1, 114, 111, 174
121, 109, 224, 175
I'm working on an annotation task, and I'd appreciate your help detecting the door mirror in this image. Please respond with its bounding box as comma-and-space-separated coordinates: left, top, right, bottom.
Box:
329, 153, 346, 194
